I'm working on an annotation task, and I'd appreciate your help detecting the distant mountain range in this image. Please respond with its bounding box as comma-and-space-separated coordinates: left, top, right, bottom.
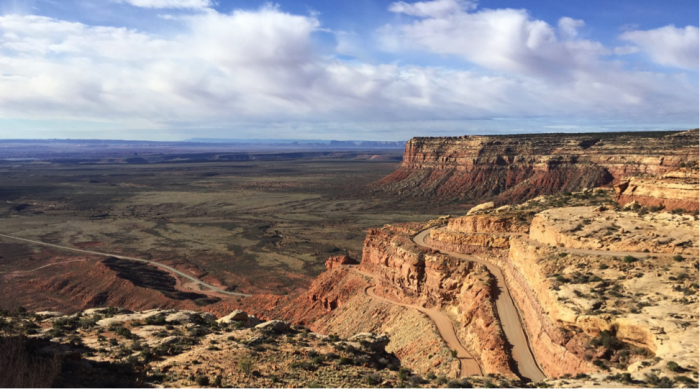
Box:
189, 138, 407, 149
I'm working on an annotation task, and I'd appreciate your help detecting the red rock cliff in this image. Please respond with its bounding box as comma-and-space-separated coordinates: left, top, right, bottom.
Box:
373, 129, 699, 204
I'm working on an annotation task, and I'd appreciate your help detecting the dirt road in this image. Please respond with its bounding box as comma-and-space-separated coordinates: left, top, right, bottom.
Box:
351, 266, 483, 377
414, 229, 546, 382
0, 233, 251, 297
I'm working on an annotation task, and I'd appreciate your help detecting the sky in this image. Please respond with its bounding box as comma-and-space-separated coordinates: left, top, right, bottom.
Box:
0, 0, 697, 140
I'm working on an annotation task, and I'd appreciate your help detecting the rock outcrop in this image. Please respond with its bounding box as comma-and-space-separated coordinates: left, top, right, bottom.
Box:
360, 227, 515, 378
615, 167, 699, 212
373, 129, 699, 204
324, 255, 357, 270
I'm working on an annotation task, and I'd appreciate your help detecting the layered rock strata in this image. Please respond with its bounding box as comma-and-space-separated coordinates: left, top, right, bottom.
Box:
360, 227, 515, 378
448, 214, 529, 234
373, 129, 699, 204
615, 168, 699, 212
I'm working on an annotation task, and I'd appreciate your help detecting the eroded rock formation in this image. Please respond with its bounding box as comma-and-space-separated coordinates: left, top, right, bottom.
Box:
373, 129, 699, 204
615, 167, 699, 212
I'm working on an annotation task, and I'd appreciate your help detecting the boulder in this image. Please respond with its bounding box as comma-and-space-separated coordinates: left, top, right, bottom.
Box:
495, 205, 511, 213
217, 310, 248, 323
348, 332, 390, 352
164, 311, 216, 323
35, 311, 64, 318
467, 202, 495, 215
246, 315, 261, 327
325, 255, 357, 270
255, 320, 290, 333
96, 309, 175, 326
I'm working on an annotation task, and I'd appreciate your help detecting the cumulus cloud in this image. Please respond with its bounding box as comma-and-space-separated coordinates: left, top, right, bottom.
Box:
0, 2, 696, 138
621, 25, 699, 69
114, 0, 212, 9
383, 1, 610, 79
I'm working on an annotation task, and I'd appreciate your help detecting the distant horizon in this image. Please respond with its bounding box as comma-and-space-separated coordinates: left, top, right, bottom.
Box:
0, 127, 695, 143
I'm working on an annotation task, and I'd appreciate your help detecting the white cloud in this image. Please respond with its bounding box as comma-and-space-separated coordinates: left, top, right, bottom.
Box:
620, 25, 699, 69
558, 17, 584, 39
0, 4, 696, 138
388, 0, 475, 18
381, 2, 610, 78
114, 0, 212, 9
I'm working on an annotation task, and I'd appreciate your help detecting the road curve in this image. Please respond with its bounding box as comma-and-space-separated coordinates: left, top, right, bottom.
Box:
0, 259, 87, 274
351, 265, 483, 377
414, 229, 546, 382
0, 232, 251, 297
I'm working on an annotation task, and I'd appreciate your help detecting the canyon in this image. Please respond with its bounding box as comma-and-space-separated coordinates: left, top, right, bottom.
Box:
2, 131, 699, 388
234, 178, 698, 387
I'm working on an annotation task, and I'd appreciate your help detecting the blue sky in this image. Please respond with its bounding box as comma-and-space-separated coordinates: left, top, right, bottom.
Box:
0, 0, 697, 140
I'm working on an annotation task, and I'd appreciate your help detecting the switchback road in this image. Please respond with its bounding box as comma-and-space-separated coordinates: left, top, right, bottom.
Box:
414, 229, 546, 382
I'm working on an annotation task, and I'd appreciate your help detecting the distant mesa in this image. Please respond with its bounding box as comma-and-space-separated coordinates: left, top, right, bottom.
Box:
372, 129, 699, 205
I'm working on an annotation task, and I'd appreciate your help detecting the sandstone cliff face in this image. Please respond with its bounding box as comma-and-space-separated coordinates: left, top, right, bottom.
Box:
505, 238, 595, 377
615, 167, 699, 212
447, 214, 529, 234
430, 229, 511, 250
360, 227, 515, 377
373, 130, 699, 204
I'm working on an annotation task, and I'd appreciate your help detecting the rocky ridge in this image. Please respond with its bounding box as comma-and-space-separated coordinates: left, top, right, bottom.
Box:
615, 165, 699, 212
373, 129, 699, 205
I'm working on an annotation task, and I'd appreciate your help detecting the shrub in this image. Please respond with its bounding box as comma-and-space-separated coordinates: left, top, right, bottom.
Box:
426, 371, 437, 380
338, 356, 353, 365
365, 373, 381, 386
144, 314, 166, 326
195, 375, 209, 386
623, 255, 636, 263
674, 376, 697, 386
450, 349, 458, 358
447, 378, 472, 388
213, 376, 222, 387
667, 361, 681, 372
436, 375, 448, 385
238, 356, 253, 377
673, 255, 685, 262
599, 263, 609, 270
397, 367, 410, 381
556, 275, 570, 283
